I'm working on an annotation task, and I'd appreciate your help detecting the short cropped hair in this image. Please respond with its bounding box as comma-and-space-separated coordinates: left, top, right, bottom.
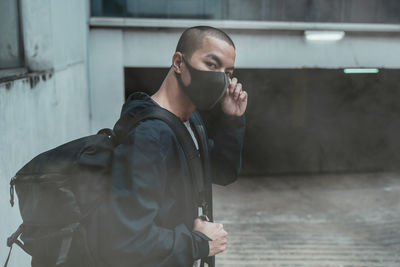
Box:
175, 26, 235, 59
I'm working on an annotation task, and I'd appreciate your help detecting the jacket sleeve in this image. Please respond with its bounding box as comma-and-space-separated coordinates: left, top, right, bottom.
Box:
209, 113, 246, 186
100, 121, 209, 266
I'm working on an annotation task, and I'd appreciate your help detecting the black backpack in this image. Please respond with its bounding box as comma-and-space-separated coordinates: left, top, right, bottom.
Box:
4, 106, 204, 267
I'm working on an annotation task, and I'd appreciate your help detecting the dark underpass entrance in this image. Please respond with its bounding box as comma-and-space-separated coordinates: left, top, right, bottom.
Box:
125, 68, 400, 176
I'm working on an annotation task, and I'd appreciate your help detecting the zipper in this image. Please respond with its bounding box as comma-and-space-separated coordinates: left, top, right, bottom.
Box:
11, 173, 67, 184
9, 176, 16, 207
9, 173, 68, 207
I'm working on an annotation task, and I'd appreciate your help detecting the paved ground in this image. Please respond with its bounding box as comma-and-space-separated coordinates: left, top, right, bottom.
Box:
213, 172, 400, 266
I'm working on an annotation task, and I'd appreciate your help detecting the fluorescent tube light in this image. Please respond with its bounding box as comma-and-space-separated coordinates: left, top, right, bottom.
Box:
344, 68, 379, 74
305, 31, 345, 41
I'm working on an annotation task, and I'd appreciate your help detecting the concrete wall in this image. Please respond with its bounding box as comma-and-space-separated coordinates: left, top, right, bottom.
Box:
121, 29, 400, 69
89, 29, 125, 132
0, 1, 90, 266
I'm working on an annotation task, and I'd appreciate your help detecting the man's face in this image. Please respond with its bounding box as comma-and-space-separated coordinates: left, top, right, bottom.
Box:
182, 36, 236, 84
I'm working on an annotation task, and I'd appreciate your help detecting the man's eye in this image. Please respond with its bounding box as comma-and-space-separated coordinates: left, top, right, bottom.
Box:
226, 72, 233, 78
206, 62, 217, 68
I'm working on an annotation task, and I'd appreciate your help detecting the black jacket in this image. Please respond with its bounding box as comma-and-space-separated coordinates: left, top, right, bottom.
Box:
92, 92, 245, 266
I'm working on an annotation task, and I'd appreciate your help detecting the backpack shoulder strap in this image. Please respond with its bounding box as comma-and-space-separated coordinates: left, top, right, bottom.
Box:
113, 106, 205, 198
190, 111, 213, 219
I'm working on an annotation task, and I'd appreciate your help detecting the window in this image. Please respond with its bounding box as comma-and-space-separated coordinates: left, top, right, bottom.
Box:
91, 0, 400, 24
0, 0, 24, 73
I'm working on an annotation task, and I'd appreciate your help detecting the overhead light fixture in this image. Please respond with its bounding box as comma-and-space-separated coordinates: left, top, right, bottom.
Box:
304, 31, 345, 41
344, 68, 379, 74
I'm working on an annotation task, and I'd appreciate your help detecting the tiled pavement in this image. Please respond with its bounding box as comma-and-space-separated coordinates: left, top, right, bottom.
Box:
213, 173, 400, 266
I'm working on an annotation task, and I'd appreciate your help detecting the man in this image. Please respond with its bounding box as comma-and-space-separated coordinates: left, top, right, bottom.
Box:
94, 26, 247, 267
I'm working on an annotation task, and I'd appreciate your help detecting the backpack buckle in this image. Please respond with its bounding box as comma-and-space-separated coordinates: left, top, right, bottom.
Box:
198, 192, 209, 217
7, 225, 22, 247
98, 128, 118, 145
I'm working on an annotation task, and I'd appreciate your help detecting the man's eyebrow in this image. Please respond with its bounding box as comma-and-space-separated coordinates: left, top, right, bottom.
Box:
205, 54, 235, 71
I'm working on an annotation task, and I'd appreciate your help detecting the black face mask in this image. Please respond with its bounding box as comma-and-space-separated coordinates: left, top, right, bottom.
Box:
175, 56, 229, 110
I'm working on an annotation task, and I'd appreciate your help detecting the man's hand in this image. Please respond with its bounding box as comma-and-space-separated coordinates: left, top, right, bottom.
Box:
193, 218, 228, 257
221, 77, 248, 117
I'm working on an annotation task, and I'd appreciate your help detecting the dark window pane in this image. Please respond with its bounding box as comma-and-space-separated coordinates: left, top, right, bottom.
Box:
91, 0, 400, 24
225, 0, 264, 21
0, 0, 23, 69
281, 0, 314, 22
309, 0, 345, 23
344, 0, 379, 23
126, 0, 167, 18
167, 0, 208, 19
91, 0, 126, 17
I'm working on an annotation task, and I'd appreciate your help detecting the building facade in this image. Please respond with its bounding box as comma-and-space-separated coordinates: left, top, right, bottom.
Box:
1, 0, 400, 265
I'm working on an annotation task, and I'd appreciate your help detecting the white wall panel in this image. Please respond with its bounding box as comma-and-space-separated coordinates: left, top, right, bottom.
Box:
51, 0, 88, 70
20, 0, 54, 71
89, 29, 125, 132
119, 28, 400, 69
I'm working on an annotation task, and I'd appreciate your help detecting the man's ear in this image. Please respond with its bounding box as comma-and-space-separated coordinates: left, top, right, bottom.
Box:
172, 52, 183, 74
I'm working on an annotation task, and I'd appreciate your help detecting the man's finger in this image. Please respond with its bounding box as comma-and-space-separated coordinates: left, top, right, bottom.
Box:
220, 237, 227, 245
234, 83, 242, 101
229, 77, 238, 93
239, 90, 247, 102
